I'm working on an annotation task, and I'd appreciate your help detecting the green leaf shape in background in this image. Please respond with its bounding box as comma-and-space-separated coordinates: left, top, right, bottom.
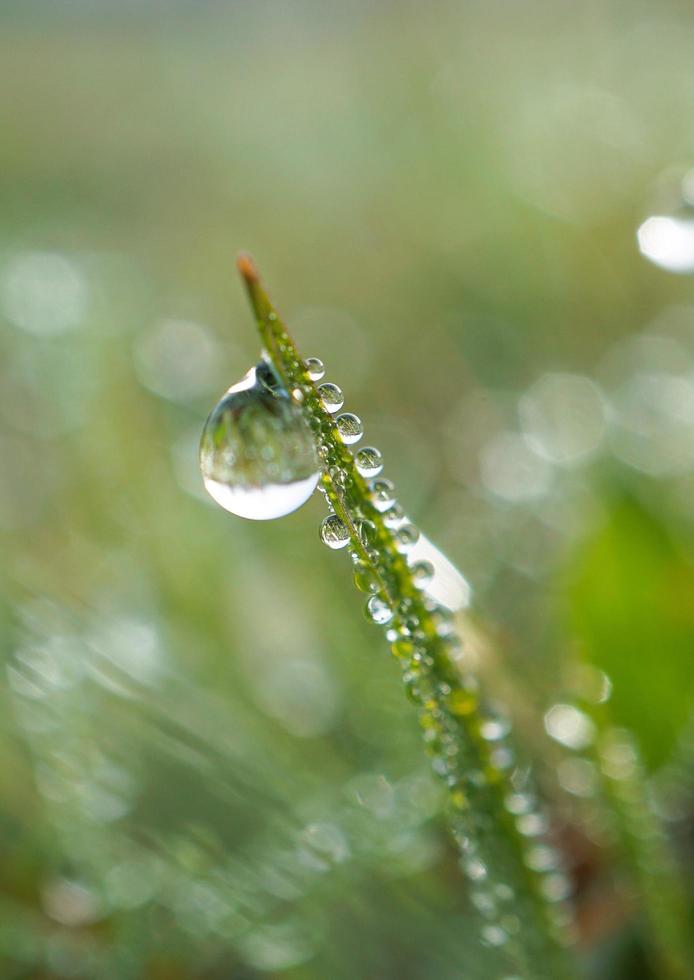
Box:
569, 496, 694, 770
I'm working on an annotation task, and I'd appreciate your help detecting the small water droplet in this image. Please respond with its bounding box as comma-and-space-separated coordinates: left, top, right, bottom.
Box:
365, 595, 394, 625
480, 718, 510, 742
600, 732, 638, 781
199, 360, 319, 520
557, 759, 598, 798
541, 872, 572, 902
383, 504, 405, 528
356, 519, 377, 548
391, 637, 414, 659
481, 924, 508, 947
505, 792, 534, 815
320, 514, 350, 549
353, 561, 379, 593
395, 523, 420, 551
495, 884, 514, 903
470, 890, 496, 916
524, 845, 558, 872
410, 560, 434, 588
336, 412, 363, 445
329, 465, 350, 490
354, 446, 383, 477
369, 478, 395, 512
305, 357, 325, 381
463, 857, 487, 882
490, 746, 515, 770
544, 703, 595, 751
317, 382, 344, 413
447, 689, 477, 717
516, 813, 548, 837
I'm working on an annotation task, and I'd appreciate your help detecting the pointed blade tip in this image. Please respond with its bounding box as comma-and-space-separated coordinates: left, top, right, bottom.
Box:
237, 252, 259, 284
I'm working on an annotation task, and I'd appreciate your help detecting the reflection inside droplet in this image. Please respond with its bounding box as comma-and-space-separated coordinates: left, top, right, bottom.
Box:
200, 359, 319, 520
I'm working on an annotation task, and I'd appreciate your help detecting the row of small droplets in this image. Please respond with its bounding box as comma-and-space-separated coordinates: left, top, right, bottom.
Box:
438, 691, 575, 970
302, 355, 434, 617
307, 355, 575, 975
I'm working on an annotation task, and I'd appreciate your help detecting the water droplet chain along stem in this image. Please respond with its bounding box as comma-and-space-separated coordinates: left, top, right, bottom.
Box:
199, 255, 578, 979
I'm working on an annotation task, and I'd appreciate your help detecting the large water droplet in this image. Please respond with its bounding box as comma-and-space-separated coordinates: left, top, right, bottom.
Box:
199, 360, 320, 520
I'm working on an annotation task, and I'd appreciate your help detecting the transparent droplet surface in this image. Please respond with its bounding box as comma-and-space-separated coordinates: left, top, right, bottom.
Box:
317, 382, 344, 413
365, 594, 394, 625
353, 561, 379, 593
383, 504, 405, 528
305, 356, 325, 381
480, 718, 510, 742
395, 523, 420, 551
369, 478, 395, 512
356, 519, 377, 549
354, 446, 383, 477
320, 513, 350, 549
335, 413, 363, 445
481, 924, 508, 947
199, 360, 319, 520
410, 559, 434, 588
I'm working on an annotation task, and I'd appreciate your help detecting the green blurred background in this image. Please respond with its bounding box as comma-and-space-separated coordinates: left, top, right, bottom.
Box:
1, 2, 693, 977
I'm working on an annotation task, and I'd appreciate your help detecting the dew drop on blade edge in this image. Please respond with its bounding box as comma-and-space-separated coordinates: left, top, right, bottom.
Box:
305, 356, 325, 381
317, 382, 344, 413
355, 446, 383, 477
370, 478, 395, 512
365, 594, 393, 625
336, 412, 364, 445
199, 360, 320, 520
320, 513, 350, 549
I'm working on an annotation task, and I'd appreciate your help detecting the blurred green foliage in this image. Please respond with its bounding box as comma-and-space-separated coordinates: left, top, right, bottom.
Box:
1, 2, 693, 978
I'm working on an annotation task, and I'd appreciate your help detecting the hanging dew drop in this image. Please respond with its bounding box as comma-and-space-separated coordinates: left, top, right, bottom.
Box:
354, 446, 383, 477
395, 523, 420, 551
320, 513, 350, 549
383, 504, 405, 528
356, 519, 377, 548
481, 925, 508, 948
336, 412, 364, 445
365, 594, 394, 625
329, 465, 350, 490
317, 382, 344, 413
199, 359, 320, 520
410, 559, 434, 588
369, 478, 395, 512
480, 718, 510, 742
304, 356, 325, 381
353, 560, 379, 593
